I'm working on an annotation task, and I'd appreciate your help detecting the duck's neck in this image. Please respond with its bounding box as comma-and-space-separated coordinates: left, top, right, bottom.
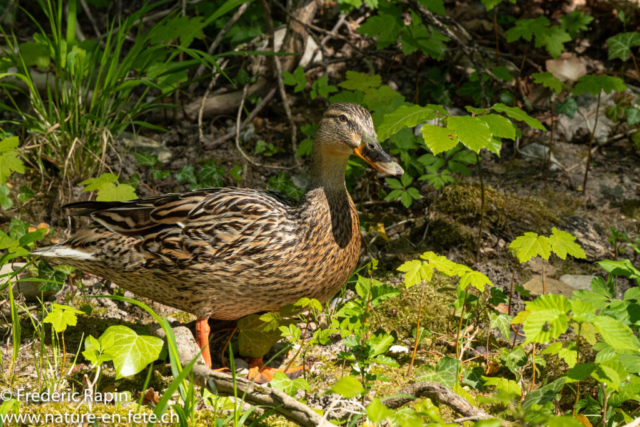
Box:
307, 149, 350, 193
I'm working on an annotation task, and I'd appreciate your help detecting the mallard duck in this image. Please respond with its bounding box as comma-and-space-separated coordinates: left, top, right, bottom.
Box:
34, 103, 403, 369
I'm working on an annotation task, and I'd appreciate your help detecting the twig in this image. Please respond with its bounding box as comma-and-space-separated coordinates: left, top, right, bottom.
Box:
407, 280, 426, 376
475, 153, 485, 264
622, 417, 640, 427
234, 85, 295, 170
190, 2, 250, 93
79, 0, 101, 38
384, 382, 492, 420
205, 87, 277, 149
198, 59, 228, 144
259, 0, 300, 168
583, 91, 601, 193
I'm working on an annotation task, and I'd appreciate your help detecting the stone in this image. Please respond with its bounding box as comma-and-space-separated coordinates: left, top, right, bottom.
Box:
121, 131, 172, 163
233, 358, 249, 375
526, 258, 558, 276
559, 275, 595, 291
149, 325, 207, 368
0, 263, 58, 302
523, 275, 576, 298
388, 345, 409, 354
520, 143, 561, 171
562, 216, 608, 261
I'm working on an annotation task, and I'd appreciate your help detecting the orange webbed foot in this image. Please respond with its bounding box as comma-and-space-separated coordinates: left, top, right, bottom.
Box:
246, 357, 304, 384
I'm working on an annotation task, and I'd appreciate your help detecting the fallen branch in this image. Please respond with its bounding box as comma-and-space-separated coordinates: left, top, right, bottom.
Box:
384, 382, 492, 420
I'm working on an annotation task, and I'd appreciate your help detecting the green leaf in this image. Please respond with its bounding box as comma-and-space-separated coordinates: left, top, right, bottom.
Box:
526, 293, 572, 312
327, 376, 365, 398
566, 363, 596, 383
571, 299, 596, 323
270, 372, 311, 397
482, 377, 522, 395
459, 270, 492, 292
418, 357, 461, 389
99, 325, 163, 379
149, 15, 204, 47
377, 105, 443, 141
420, 251, 458, 276
43, 303, 84, 333
548, 227, 586, 260
79, 173, 118, 192
522, 377, 566, 412
479, 114, 516, 140
418, 0, 445, 15
369, 333, 395, 357
505, 16, 549, 43
491, 103, 546, 130
591, 359, 627, 391
573, 75, 627, 96
397, 260, 433, 287
310, 75, 338, 100
532, 72, 565, 94
535, 26, 571, 59
561, 11, 593, 39
447, 116, 492, 153
366, 398, 395, 424
357, 13, 402, 49
607, 32, 640, 61
175, 165, 197, 185
557, 98, 578, 119
132, 152, 160, 167
0, 184, 12, 210
0, 150, 25, 185
282, 66, 306, 93
626, 107, 640, 126
199, 161, 225, 187
0, 137, 19, 153
492, 66, 513, 82
18, 41, 51, 69
523, 309, 568, 344
338, 71, 381, 92
508, 232, 551, 263
420, 124, 458, 155
96, 183, 137, 201
490, 313, 513, 340
593, 315, 640, 351
238, 314, 284, 358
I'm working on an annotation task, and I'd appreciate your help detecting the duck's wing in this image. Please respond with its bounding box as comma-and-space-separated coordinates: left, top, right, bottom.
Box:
43, 188, 302, 270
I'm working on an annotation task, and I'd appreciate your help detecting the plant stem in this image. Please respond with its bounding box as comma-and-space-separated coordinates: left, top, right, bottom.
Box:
631, 52, 640, 82
530, 344, 536, 392
583, 91, 601, 193
493, 8, 500, 59
285, 317, 310, 373
546, 107, 555, 180
484, 322, 491, 375
514, 51, 527, 108
507, 270, 515, 316
602, 383, 608, 427
408, 281, 427, 376
542, 262, 546, 295
475, 153, 486, 264
61, 331, 66, 381
455, 290, 469, 360
573, 327, 582, 416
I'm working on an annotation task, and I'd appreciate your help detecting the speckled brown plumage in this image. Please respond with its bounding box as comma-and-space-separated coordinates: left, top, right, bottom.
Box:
34, 103, 402, 324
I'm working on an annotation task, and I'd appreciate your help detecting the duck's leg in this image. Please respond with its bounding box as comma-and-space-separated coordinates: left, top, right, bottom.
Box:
195, 318, 212, 369
246, 356, 304, 383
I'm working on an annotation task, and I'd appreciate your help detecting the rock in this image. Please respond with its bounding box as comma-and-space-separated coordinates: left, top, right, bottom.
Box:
562, 216, 608, 261
120, 131, 172, 163
526, 258, 558, 276
0, 263, 58, 302
233, 358, 249, 375
559, 274, 595, 291
523, 275, 576, 298
388, 345, 409, 354
520, 143, 561, 171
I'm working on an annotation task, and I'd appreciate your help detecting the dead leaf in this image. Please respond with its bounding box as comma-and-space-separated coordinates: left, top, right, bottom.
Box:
485, 360, 500, 375
140, 388, 160, 406
574, 414, 592, 427
546, 53, 587, 82
375, 223, 389, 242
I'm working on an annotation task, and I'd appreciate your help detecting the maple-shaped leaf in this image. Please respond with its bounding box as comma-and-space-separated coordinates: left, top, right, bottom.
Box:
338, 71, 381, 92
79, 173, 119, 192
535, 26, 571, 59
97, 183, 138, 202
397, 259, 432, 287
573, 75, 627, 96
607, 32, 640, 61
44, 303, 84, 333
0, 151, 25, 185
505, 16, 549, 43
508, 232, 551, 263
459, 270, 492, 292
357, 13, 402, 49
561, 11, 593, 39
149, 15, 203, 47
548, 227, 586, 260
282, 66, 306, 93
532, 72, 565, 94
420, 251, 458, 276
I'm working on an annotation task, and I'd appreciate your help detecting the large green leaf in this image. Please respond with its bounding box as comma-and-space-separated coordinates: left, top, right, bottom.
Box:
327, 376, 365, 397
458, 270, 492, 292
490, 313, 513, 340
522, 377, 566, 412
607, 32, 640, 61
491, 103, 546, 130
548, 227, 586, 260
339, 71, 381, 91
532, 72, 564, 94
43, 303, 84, 333
447, 116, 492, 153
270, 372, 311, 397
479, 114, 516, 140
100, 325, 163, 379
96, 183, 138, 201
397, 259, 433, 287
238, 314, 284, 358
378, 105, 443, 141
573, 75, 627, 96
509, 232, 551, 263
593, 315, 640, 351
523, 309, 568, 344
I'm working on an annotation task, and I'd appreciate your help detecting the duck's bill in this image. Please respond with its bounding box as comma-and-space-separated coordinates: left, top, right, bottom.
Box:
353, 139, 404, 177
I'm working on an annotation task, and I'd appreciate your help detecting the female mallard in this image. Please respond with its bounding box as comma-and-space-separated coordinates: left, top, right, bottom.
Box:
34, 103, 403, 368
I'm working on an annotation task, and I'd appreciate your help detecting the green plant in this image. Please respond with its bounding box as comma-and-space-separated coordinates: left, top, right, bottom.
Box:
79, 173, 138, 201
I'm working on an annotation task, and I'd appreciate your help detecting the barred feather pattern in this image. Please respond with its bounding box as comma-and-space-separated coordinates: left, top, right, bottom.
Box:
38, 187, 361, 320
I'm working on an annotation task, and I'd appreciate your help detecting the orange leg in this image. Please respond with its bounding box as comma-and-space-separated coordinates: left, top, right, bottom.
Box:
195, 318, 212, 369
246, 356, 304, 384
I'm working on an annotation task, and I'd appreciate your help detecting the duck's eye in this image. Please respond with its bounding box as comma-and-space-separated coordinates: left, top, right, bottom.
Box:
339, 114, 348, 123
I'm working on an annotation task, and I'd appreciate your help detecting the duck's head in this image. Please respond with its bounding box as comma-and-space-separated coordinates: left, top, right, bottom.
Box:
313, 103, 404, 177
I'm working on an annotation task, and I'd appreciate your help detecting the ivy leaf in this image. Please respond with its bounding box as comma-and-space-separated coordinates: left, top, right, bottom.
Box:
446, 116, 492, 153
557, 98, 578, 118
270, 372, 311, 397
420, 124, 457, 155
532, 72, 565, 94
96, 183, 138, 202
548, 227, 586, 260
79, 173, 118, 192
327, 376, 365, 398
99, 325, 163, 379
482, 377, 522, 395
199, 161, 225, 187
509, 232, 551, 263
238, 314, 284, 358
535, 26, 571, 59
490, 313, 513, 340
522, 377, 566, 412
573, 75, 627, 96
491, 103, 546, 130
607, 32, 640, 61
561, 11, 593, 39
377, 104, 445, 141
175, 165, 197, 185
479, 114, 516, 140
593, 315, 640, 351
626, 107, 640, 126
132, 152, 160, 167
338, 71, 381, 92
357, 13, 402, 49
